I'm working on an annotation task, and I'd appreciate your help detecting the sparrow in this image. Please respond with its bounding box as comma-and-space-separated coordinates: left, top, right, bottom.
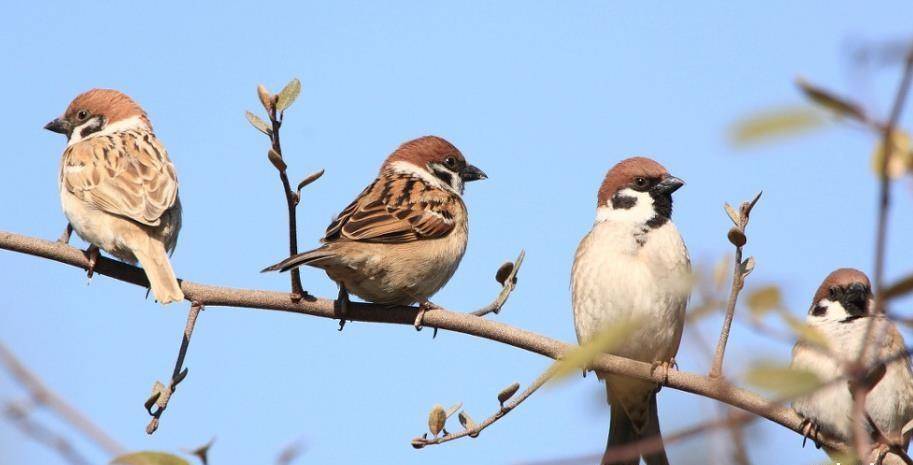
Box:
263, 136, 486, 328
791, 268, 913, 462
571, 157, 690, 465
45, 89, 183, 304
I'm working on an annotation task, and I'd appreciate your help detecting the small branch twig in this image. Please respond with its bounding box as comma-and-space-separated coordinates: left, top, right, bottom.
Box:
144, 302, 204, 434
709, 191, 762, 378
0, 341, 125, 456
411, 366, 553, 448
4, 401, 92, 465
471, 250, 525, 317
248, 80, 323, 302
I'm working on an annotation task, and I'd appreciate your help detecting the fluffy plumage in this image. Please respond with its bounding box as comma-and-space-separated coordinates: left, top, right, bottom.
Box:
791, 268, 913, 463
48, 89, 183, 304
572, 157, 689, 465
263, 136, 485, 306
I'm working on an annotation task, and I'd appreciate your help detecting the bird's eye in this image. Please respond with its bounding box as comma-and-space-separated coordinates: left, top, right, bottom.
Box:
77, 110, 89, 121
811, 305, 827, 316
444, 157, 457, 168
634, 177, 647, 187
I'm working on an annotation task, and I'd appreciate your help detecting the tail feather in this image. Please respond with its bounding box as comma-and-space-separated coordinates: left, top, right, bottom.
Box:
261, 248, 334, 273
604, 385, 669, 465
132, 240, 183, 305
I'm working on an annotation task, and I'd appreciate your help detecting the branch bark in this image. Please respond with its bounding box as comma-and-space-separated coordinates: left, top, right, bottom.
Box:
0, 229, 848, 452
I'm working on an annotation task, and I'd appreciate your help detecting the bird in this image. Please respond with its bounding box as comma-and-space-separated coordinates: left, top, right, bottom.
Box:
791, 268, 913, 463
262, 136, 486, 329
570, 157, 690, 465
44, 89, 183, 304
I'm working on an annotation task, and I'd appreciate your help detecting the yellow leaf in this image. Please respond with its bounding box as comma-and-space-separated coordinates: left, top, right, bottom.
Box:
729, 106, 825, 146
111, 452, 189, 465
778, 309, 830, 349
276, 78, 301, 112
746, 286, 782, 316
745, 361, 822, 398
551, 318, 644, 381
871, 130, 913, 179
427, 404, 446, 436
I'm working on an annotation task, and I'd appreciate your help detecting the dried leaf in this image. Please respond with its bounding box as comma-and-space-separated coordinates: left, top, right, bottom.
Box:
428, 404, 446, 436
276, 78, 301, 112
111, 452, 190, 465
727, 228, 747, 247
497, 382, 520, 405
723, 203, 741, 226
871, 130, 913, 179
296, 169, 325, 193
746, 286, 781, 316
458, 411, 479, 437
730, 106, 825, 146
796, 77, 867, 121
444, 402, 462, 419
184, 438, 214, 465
551, 318, 644, 381
745, 361, 822, 398
245, 111, 271, 136
740, 256, 756, 278
257, 84, 272, 111
268, 149, 286, 171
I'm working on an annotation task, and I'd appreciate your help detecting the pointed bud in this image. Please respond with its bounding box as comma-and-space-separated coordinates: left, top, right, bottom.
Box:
428, 404, 446, 437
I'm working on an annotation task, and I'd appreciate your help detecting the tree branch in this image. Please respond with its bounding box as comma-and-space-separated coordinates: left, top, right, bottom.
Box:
0, 229, 849, 452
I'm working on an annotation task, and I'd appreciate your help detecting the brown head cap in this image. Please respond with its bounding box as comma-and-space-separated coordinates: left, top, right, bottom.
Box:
597, 157, 670, 206
811, 268, 871, 305
63, 89, 151, 129
382, 136, 464, 169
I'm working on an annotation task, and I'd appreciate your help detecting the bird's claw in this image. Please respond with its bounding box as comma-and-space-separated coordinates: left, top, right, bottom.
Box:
58, 224, 73, 244
414, 300, 439, 331
799, 418, 822, 449
650, 357, 676, 385
336, 286, 350, 331
84, 245, 99, 282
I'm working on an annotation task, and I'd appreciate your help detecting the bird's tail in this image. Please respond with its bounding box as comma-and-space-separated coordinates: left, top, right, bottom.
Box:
261, 247, 334, 273
603, 383, 669, 465
132, 239, 184, 305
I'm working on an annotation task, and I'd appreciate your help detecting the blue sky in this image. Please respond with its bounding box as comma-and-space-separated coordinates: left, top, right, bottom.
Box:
2, 1, 912, 464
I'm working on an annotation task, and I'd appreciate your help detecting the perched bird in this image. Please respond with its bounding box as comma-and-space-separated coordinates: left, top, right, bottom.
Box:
791, 268, 913, 462
45, 89, 183, 304
571, 157, 690, 465
263, 136, 486, 328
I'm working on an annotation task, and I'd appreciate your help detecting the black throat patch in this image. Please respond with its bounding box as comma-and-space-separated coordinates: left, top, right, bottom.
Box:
646, 192, 673, 229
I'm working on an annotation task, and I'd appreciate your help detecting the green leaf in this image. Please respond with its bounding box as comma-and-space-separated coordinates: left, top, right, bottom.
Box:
795, 78, 867, 121
746, 286, 781, 316
111, 452, 190, 465
730, 106, 826, 146
551, 318, 644, 381
245, 111, 271, 136
745, 361, 822, 398
871, 130, 913, 179
276, 78, 301, 112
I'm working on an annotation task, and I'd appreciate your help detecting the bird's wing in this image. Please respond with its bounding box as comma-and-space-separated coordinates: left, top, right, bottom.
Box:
61, 132, 179, 227
323, 174, 460, 244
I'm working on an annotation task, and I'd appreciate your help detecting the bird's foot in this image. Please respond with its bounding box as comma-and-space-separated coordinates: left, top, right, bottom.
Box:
650, 357, 677, 385
336, 286, 350, 331
57, 224, 73, 244
84, 245, 99, 282
799, 418, 822, 449
414, 299, 440, 331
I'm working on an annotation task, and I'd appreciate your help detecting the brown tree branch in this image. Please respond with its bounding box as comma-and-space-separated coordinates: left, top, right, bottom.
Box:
4, 401, 92, 465
0, 229, 849, 453
0, 340, 125, 456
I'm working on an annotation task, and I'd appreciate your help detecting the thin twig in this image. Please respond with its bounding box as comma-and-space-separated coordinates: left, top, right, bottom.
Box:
471, 250, 525, 317
144, 302, 204, 434
0, 341, 125, 456
0, 230, 850, 452
4, 401, 92, 465
412, 366, 553, 447
709, 192, 762, 378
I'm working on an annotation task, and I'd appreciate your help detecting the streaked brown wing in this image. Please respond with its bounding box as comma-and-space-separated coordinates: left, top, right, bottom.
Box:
322, 173, 458, 244
61, 131, 178, 227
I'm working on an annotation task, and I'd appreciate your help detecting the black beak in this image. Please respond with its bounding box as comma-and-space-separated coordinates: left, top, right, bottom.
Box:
44, 118, 71, 135
653, 175, 684, 194
460, 164, 488, 182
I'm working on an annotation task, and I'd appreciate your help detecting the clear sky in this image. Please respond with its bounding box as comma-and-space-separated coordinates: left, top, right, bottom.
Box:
2, 1, 912, 464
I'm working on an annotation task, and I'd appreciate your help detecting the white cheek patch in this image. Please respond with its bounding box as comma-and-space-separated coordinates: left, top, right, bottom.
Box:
389, 160, 462, 195
66, 115, 149, 147
595, 188, 655, 224
808, 298, 850, 324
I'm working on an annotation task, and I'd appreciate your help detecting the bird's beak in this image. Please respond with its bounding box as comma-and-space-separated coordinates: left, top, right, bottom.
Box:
44, 118, 71, 135
653, 175, 685, 194
460, 164, 488, 182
